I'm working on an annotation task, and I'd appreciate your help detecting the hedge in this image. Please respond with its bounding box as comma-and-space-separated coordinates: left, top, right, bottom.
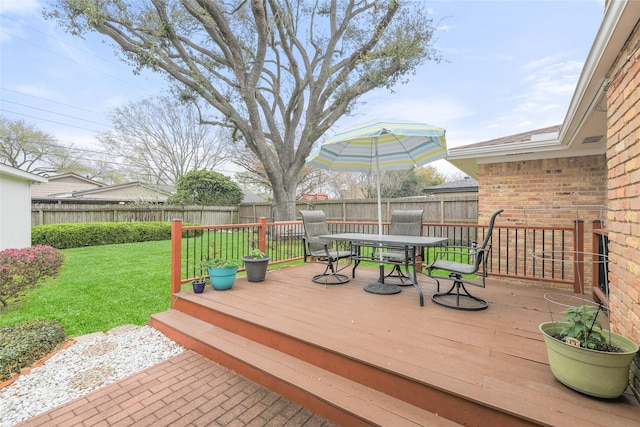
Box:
31, 222, 179, 249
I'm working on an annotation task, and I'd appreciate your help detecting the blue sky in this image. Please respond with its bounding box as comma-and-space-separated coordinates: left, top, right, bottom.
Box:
1, 0, 605, 177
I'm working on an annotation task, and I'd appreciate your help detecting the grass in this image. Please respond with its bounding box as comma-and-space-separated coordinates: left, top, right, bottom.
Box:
0, 239, 470, 337
0, 240, 173, 337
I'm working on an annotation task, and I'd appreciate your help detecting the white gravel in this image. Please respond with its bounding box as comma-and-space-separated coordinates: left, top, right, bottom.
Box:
0, 325, 184, 427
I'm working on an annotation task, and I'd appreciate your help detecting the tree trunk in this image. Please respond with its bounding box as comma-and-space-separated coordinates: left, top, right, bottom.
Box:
271, 185, 297, 221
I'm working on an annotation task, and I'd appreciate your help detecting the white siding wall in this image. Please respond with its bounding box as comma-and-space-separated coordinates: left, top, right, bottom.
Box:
0, 174, 33, 250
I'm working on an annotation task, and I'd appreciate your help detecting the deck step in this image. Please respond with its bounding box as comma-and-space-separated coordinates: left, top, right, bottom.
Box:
151, 309, 461, 427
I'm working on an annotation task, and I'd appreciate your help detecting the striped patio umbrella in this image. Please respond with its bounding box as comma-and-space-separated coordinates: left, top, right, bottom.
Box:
306, 119, 447, 239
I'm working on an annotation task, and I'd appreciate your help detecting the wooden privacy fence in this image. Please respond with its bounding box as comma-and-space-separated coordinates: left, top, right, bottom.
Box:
31, 203, 238, 226
239, 194, 478, 224
31, 195, 478, 226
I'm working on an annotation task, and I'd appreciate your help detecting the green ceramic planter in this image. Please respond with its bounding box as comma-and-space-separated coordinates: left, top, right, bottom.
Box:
539, 322, 639, 398
208, 266, 238, 290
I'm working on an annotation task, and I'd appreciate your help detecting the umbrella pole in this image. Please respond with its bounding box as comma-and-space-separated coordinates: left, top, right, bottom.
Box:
369, 135, 394, 292
375, 137, 384, 266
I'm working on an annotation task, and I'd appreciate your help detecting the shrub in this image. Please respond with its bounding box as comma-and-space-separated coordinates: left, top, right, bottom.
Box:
0, 319, 66, 382
0, 245, 64, 308
32, 222, 176, 249
168, 170, 243, 206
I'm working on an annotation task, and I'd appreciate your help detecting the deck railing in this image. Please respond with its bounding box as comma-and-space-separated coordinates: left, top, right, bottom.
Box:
170, 218, 587, 295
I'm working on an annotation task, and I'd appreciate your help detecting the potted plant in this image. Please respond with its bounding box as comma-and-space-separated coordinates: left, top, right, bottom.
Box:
539, 304, 639, 398
192, 276, 206, 293
202, 258, 240, 290
242, 249, 270, 282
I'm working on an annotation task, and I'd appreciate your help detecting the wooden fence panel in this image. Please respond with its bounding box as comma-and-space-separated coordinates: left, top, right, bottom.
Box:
32, 195, 477, 226
31, 204, 238, 226
238, 195, 478, 224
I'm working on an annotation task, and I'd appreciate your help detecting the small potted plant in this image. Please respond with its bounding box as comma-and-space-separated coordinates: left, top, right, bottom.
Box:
539, 303, 639, 398
192, 276, 206, 293
242, 249, 271, 282
202, 258, 240, 290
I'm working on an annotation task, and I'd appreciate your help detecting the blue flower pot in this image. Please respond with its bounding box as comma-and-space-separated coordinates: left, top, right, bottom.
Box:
192, 281, 205, 293
208, 266, 238, 290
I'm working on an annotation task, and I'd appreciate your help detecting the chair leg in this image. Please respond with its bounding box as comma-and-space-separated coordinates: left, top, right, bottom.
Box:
311, 259, 350, 287
431, 274, 488, 311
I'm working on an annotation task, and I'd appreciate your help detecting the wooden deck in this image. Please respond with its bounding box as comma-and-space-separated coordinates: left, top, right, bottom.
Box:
150, 263, 640, 427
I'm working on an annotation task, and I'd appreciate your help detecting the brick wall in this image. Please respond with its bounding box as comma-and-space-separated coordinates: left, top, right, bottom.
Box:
478, 157, 607, 292
478, 157, 607, 224
605, 24, 640, 344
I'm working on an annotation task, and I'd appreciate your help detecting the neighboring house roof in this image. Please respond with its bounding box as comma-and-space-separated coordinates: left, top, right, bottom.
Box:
447, 0, 639, 179
0, 164, 48, 184
42, 172, 104, 186
68, 181, 173, 201
422, 177, 478, 195
31, 172, 103, 198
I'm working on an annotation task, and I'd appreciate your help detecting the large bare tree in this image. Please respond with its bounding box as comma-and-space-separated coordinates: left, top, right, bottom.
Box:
0, 116, 71, 175
48, 0, 442, 219
231, 143, 331, 200
99, 96, 230, 185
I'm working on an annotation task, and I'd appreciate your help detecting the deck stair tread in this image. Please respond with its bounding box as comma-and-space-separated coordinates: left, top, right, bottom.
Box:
152, 309, 462, 427
152, 264, 640, 427
169, 285, 640, 427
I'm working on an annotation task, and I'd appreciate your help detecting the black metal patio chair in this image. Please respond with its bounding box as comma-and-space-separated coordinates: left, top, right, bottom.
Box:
426, 209, 504, 311
300, 210, 354, 286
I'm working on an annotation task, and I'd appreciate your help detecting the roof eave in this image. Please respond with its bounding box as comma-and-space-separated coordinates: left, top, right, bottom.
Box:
558, 0, 636, 146
0, 164, 48, 183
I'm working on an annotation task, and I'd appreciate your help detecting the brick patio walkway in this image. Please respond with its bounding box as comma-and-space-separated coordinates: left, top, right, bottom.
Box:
16, 350, 338, 427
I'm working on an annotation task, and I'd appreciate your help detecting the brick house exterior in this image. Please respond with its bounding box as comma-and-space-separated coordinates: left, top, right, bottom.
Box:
606, 20, 640, 341
447, 1, 640, 347
478, 156, 607, 225
446, 2, 640, 400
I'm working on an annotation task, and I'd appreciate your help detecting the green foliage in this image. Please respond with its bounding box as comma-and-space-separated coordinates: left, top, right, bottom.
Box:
246, 249, 267, 259
0, 319, 66, 382
0, 239, 298, 337
0, 246, 64, 308
45, 1, 441, 218
32, 222, 176, 249
365, 166, 448, 198
415, 165, 446, 189
201, 258, 241, 269
168, 170, 243, 206
559, 305, 606, 349
0, 240, 174, 336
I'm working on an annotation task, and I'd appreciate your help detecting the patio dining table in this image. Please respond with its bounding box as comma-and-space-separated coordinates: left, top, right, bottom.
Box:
319, 233, 448, 306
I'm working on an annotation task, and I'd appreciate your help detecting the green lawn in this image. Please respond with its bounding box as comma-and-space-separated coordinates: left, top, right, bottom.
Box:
0, 240, 467, 337
0, 240, 174, 337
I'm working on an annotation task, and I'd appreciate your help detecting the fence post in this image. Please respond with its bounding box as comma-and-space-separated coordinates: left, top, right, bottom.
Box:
258, 217, 267, 254
573, 219, 584, 294
171, 219, 183, 298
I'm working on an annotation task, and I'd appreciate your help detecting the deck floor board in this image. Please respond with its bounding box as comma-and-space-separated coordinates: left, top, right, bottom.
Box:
171, 263, 640, 426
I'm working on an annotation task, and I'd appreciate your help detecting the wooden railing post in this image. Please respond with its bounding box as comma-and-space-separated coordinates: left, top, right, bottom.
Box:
258, 217, 268, 254
573, 220, 584, 294
171, 219, 183, 298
